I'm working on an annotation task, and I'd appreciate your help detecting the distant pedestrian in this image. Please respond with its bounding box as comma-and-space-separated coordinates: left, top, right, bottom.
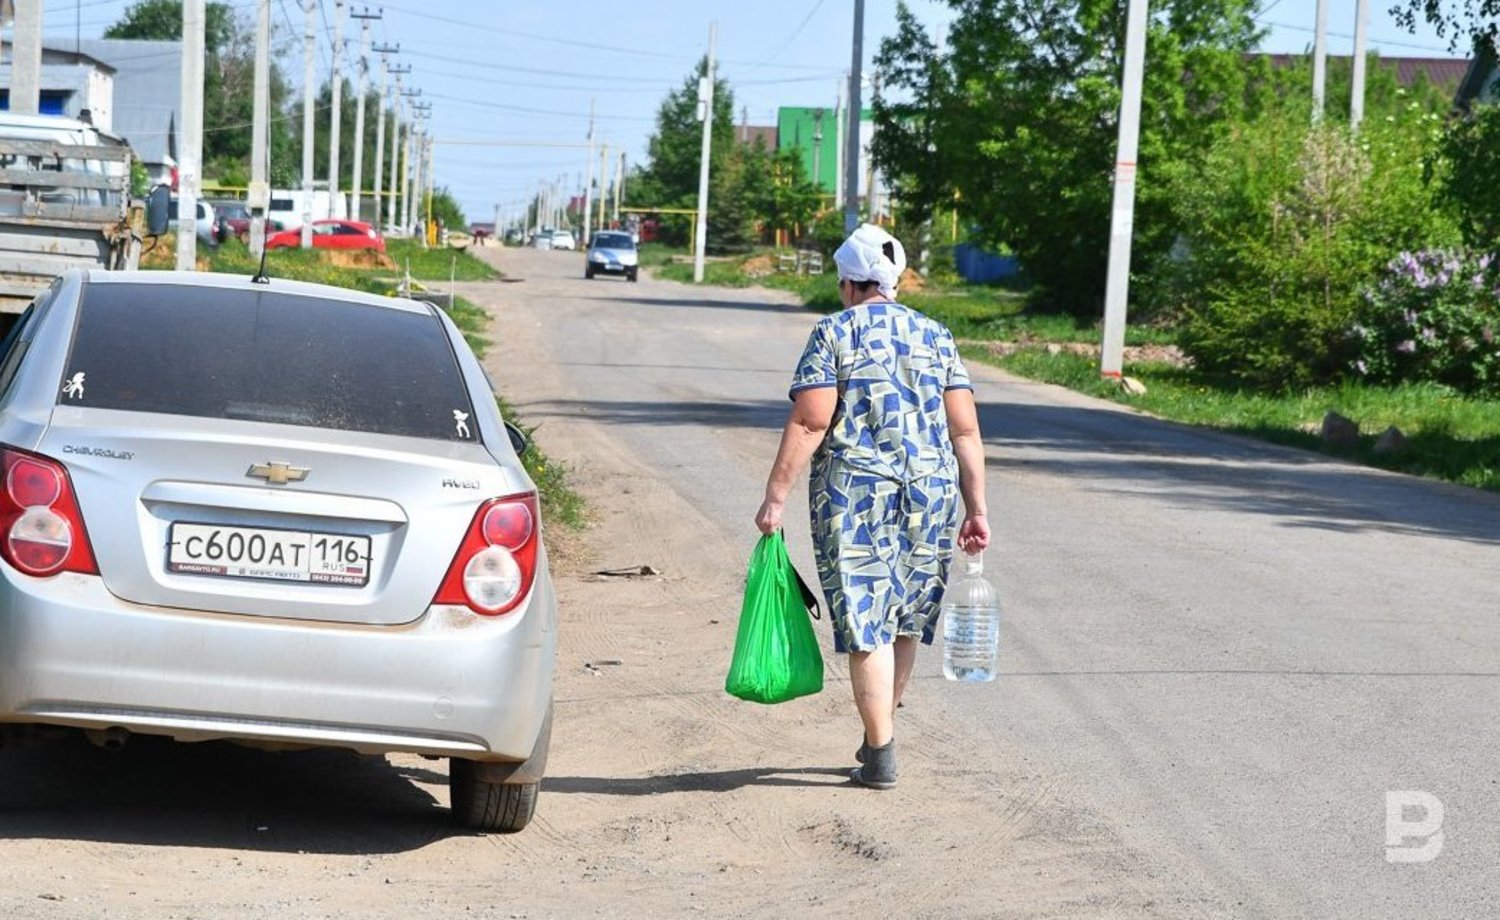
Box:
755, 224, 989, 790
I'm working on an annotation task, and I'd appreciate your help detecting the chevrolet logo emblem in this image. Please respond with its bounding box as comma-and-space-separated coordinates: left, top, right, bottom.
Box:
246, 462, 310, 485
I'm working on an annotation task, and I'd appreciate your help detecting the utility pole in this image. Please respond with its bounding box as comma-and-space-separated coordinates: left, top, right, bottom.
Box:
11, 0, 41, 115
420, 114, 434, 246
583, 98, 596, 246
597, 143, 608, 230
1312, 0, 1329, 122
833, 78, 845, 212
176, 0, 206, 270
384, 63, 408, 233
692, 22, 717, 283
248, 0, 272, 258
404, 124, 417, 240
405, 99, 429, 241
371, 52, 398, 230
1099, 0, 1149, 380
327, 0, 345, 219
399, 87, 422, 235
864, 70, 880, 221
300, 0, 316, 249
1351, 0, 1370, 131
350, 7, 381, 222
812, 108, 824, 193
843, 0, 864, 233
613, 150, 625, 224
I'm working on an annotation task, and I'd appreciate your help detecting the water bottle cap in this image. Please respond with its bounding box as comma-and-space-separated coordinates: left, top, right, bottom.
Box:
964, 555, 984, 574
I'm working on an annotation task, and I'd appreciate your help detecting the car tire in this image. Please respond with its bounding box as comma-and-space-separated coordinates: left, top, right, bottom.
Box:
585, 266, 594, 280
627, 269, 638, 282
449, 761, 539, 833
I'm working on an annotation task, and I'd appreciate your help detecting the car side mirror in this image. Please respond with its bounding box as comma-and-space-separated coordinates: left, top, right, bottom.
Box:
145, 185, 171, 236
504, 421, 530, 455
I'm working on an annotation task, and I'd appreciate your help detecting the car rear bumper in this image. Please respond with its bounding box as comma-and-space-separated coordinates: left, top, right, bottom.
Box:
0, 558, 557, 761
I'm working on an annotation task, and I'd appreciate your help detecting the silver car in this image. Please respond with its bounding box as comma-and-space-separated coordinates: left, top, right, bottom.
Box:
585, 231, 639, 282
0, 269, 557, 832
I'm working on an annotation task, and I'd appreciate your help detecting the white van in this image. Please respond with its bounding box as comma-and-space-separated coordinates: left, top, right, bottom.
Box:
267, 189, 345, 231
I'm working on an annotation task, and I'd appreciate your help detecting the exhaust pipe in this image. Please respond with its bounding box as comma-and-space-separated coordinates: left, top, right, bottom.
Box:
84, 727, 129, 751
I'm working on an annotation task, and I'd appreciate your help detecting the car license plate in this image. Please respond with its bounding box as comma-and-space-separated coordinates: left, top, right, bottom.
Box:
168, 523, 372, 586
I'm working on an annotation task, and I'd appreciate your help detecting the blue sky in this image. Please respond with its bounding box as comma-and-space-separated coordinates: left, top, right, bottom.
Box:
39, 1, 1455, 223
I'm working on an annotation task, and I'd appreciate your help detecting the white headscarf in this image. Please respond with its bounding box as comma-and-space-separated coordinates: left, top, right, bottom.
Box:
833, 223, 906, 299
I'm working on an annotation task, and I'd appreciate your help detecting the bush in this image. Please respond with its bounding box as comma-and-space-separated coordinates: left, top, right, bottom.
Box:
1351, 249, 1500, 393
1441, 103, 1500, 249
1167, 100, 1459, 389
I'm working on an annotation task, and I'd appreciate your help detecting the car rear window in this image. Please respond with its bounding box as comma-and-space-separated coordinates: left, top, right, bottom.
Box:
63, 283, 478, 442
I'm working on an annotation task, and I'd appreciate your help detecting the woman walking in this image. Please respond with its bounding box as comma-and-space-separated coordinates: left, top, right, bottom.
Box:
756, 224, 989, 790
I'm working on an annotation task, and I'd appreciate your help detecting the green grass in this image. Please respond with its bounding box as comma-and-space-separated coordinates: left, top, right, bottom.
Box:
648, 249, 1172, 345
636, 242, 688, 268
149, 237, 586, 526
987, 347, 1500, 492
498, 398, 587, 531
385, 239, 499, 281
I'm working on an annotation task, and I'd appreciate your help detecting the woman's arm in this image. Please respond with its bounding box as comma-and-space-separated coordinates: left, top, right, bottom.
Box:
755, 387, 838, 534
944, 388, 991, 554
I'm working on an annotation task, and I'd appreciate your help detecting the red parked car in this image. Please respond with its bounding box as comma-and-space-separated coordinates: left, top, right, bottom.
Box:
265, 219, 386, 253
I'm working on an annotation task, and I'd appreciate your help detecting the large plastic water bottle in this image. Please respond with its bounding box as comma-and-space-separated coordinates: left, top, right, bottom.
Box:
942, 554, 1000, 682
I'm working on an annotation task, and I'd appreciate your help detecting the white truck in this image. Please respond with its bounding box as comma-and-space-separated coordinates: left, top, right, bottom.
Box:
267, 188, 344, 231
0, 113, 141, 317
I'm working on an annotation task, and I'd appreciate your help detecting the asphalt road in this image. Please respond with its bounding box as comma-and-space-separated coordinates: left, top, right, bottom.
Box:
471, 246, 1500, 918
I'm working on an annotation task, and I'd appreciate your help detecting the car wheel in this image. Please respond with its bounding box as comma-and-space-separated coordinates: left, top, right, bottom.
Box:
628, 269, 638, 282
449, 761, 539, 833
585, 267, 594, 280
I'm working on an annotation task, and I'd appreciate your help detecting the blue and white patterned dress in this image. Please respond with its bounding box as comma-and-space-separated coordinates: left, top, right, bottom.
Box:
790, 302, 973, 653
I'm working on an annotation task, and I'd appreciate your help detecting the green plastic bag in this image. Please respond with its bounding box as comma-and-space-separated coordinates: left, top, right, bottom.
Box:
725, 532, 824, 704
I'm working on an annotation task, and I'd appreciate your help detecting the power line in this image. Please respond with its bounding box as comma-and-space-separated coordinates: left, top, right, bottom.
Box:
743, 0, 828, 70
376, 0, 689, 62
400, 48, 685, 84
1262, 19, 1455, 54
1252, 0, 1287, 21
378, 2, 840, 73
423, 90, 655, 123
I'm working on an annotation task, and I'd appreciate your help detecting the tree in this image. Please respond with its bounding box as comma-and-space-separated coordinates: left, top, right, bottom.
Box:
870, 5, 953, 237
425, 187, 467, 231
106, 0, 297, 186
873, 0, 1264, 315
634, 58, 736, 245
288, 80, 383, 197
105, 0, 236, 45
1390, 1, 1500, 51
1440, 103, 1500, 248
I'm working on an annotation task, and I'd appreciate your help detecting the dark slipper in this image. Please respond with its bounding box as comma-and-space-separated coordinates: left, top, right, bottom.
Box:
849, 740, 896, 790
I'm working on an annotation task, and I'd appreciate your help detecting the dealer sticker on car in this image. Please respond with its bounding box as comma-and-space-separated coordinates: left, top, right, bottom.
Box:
168, 523, 371, 586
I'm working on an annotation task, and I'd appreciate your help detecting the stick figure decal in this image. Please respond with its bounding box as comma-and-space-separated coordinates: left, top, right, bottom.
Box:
453, 410, 471, 439
62, 372, 86, 399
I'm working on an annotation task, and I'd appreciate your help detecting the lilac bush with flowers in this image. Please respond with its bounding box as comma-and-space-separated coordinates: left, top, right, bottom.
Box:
1351, 249, 1500, 394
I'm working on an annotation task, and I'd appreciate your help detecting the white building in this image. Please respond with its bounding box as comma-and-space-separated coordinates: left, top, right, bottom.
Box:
0, 42, 114, 131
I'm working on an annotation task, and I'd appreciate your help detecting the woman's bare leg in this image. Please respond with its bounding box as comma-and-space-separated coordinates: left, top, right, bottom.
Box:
891, 635, 919, 712
848, 644, 895, 747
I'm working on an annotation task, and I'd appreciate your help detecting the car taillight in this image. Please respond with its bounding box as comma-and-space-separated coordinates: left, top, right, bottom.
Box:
0, 447, 97, 577
433, 492, 539, 615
